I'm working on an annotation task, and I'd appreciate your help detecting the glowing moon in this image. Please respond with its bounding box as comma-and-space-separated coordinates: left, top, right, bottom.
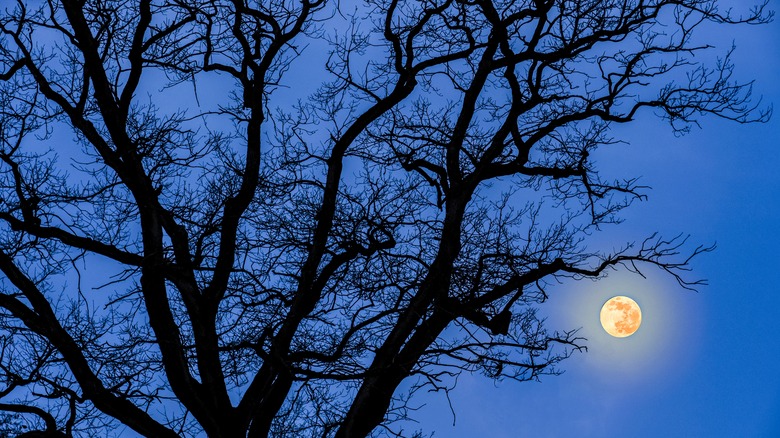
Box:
600, 296, 642, 338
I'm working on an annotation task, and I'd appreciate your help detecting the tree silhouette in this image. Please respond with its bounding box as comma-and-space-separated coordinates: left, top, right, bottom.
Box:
0, 0, 770, 436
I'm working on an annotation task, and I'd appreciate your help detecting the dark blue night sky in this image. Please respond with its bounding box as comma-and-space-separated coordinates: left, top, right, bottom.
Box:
1, 0, 777, 436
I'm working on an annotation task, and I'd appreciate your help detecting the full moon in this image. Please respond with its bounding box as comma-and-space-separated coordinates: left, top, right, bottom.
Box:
600, 296, 642, 338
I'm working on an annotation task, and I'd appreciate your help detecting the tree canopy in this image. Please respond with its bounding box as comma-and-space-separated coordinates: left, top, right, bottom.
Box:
0, 0, 770, 436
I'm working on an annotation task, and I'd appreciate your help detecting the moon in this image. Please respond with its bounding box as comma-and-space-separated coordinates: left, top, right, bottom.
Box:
600, 296, 642, 338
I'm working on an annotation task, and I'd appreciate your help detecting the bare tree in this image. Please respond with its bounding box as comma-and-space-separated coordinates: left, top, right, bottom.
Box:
0, 0, 770, 436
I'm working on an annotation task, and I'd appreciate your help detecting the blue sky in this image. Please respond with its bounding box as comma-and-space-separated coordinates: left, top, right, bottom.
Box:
3, 1, 776, 437
411, 3, 780, 437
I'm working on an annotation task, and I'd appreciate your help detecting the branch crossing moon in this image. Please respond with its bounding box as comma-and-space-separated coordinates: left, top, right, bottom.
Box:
600, 296, 642, 338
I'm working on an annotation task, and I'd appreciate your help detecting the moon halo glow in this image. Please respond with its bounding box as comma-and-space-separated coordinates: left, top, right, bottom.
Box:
600, 296, 642, 338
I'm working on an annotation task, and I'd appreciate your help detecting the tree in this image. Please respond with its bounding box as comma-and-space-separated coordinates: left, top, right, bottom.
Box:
0, 0, 770, 436
0, 413, 27, 437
